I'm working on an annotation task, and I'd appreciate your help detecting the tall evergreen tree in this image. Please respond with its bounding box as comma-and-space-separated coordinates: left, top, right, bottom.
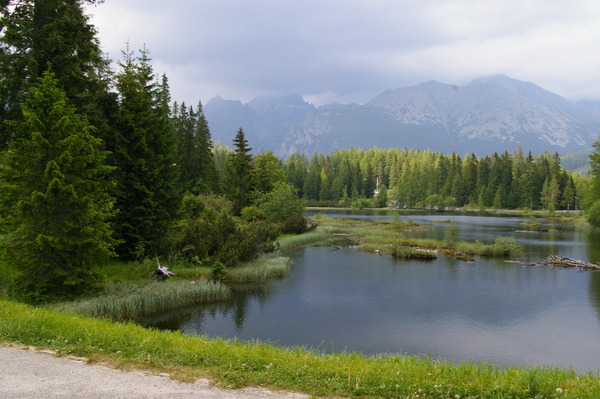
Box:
0, 0, 110, 148
586, 137, 600, 226
173, 101, 218, 194
110, 47, 180, 260
0, 72, 114, 302
224, 127, 253, 214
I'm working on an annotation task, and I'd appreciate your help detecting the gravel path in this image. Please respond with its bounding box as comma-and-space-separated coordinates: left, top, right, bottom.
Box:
0, 345, 311, 399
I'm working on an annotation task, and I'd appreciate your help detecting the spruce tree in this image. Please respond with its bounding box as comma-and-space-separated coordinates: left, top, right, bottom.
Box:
224, 127, 253, 214
173, 101, 218, 194
110, 48, 181, 260
0, 0, 110, 148
0, 72, 115, 302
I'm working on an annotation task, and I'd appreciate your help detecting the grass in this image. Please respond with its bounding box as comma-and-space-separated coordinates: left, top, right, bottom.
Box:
277, 224, 346, 251
52, 279, 231, 320
227, 255, 292, 281
2, 299, 599, 398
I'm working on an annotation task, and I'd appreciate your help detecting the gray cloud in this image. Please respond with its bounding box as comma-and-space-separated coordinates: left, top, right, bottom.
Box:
87, 0, 600, 106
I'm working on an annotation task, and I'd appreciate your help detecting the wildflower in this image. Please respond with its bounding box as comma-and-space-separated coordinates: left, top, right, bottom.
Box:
556, 388, 563, 394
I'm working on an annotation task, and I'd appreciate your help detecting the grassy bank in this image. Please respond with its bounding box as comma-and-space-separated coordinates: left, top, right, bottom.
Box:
1, 299, 598, 398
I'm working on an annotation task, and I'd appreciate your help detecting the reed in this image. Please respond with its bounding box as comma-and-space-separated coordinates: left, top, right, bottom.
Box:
171, 266, 212, 280
277, 226, 337, 251
227, 255, 293, 281
455, 236, 523, 257
53, 280, 231, 320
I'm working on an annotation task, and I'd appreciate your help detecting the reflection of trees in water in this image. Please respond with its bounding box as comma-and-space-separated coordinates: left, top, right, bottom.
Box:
136, 281, 277, 333
588, 231, 600, 322
587, 231, 600, 264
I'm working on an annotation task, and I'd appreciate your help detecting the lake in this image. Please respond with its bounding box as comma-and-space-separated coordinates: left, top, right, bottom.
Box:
140, 210, 600, 372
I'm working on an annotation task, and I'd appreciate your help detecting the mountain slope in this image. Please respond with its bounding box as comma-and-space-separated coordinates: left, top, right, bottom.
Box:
205, 76, 600, 157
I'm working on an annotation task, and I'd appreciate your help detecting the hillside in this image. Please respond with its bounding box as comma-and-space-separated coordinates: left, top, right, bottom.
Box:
205, 76, 600, 157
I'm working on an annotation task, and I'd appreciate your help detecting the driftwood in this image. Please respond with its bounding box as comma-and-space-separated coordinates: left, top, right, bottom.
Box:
153, 258, 175, 279
506, 254, 600, 271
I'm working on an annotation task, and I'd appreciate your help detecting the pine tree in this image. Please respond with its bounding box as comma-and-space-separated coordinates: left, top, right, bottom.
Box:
586, 137, 600, 226
224, 127, 253, 214
0, 72, 115, 302
173, 101, 218, 194
0, 0, 110, 148
110, 47, 180, 260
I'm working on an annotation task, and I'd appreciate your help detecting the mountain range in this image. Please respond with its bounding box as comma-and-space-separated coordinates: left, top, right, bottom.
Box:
204, 75, 600, 157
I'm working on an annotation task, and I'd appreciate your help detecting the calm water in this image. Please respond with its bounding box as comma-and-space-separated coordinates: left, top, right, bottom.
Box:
140, 211, 600, 371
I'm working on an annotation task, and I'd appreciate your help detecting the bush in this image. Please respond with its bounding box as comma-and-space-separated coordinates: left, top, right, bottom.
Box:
491, 236, 523, 256
211, 261, 227, 280
587, 200, 600, 228
259, 182, 307, 234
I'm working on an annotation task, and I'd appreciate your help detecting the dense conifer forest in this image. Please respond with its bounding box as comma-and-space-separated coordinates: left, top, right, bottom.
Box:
282, 148, 586, 211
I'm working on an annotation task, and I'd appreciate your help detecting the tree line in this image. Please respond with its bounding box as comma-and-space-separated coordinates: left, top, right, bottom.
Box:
282, 147, 586, 211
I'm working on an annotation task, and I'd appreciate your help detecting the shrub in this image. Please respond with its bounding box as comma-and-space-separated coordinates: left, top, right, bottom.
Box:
491, 236, 523, 256
211, 261, 227, 280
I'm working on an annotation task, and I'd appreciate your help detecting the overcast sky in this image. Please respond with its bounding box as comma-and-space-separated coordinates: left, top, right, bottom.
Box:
86, 0, 600, 106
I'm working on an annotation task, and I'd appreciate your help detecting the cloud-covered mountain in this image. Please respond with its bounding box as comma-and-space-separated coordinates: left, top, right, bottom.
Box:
205, 75, 600, 157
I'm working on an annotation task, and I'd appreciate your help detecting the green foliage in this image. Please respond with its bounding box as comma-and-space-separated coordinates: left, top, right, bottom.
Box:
252, 150, 286, 194
172, 101, 218, 194
226, 255, 292, 281
164, 194, 280, 268
586, 200, 600, 229
587, 137, 600, 227
223, 127, 253, 214
284, 147, 580, 212
210, 261, 227, 280
377, 184, 388, 207
490, 236, 524, 256
444, 223, 459, 249
0, 0, 110, 148
109, 48, 181, 260
258, 182, 307, 234
240, 205, 266, 222
0, 72, 115, 302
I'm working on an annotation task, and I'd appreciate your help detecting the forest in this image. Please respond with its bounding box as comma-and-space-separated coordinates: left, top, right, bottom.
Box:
1, 0, 600, 303
281, 147, 586, 211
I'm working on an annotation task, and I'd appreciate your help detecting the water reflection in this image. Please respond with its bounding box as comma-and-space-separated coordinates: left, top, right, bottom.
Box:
140, 212, 600, 371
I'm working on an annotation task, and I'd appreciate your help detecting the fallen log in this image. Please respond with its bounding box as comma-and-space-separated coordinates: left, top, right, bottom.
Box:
505, 254, 600, 270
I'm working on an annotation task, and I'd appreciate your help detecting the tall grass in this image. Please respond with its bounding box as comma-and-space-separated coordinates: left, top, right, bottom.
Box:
227, 255, 292, 281
2, 299, 599, 398
455, 236, 523, 257
277, 226, 338, 251
53, 280, 231, 320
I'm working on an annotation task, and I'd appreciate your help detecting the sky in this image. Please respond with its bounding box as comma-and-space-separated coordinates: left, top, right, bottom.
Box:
86, 0, 600, 107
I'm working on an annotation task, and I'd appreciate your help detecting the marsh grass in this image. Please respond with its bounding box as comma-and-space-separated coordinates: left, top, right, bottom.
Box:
2, 299, 599, 399
171, 266, 211, 280
455, 236, 523, 257
277, 225, 342, 251
53, 280, 231, 320
227, 255, 292, 281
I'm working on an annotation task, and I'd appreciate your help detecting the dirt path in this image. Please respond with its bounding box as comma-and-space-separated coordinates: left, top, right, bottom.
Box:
0, 345, 311, 399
